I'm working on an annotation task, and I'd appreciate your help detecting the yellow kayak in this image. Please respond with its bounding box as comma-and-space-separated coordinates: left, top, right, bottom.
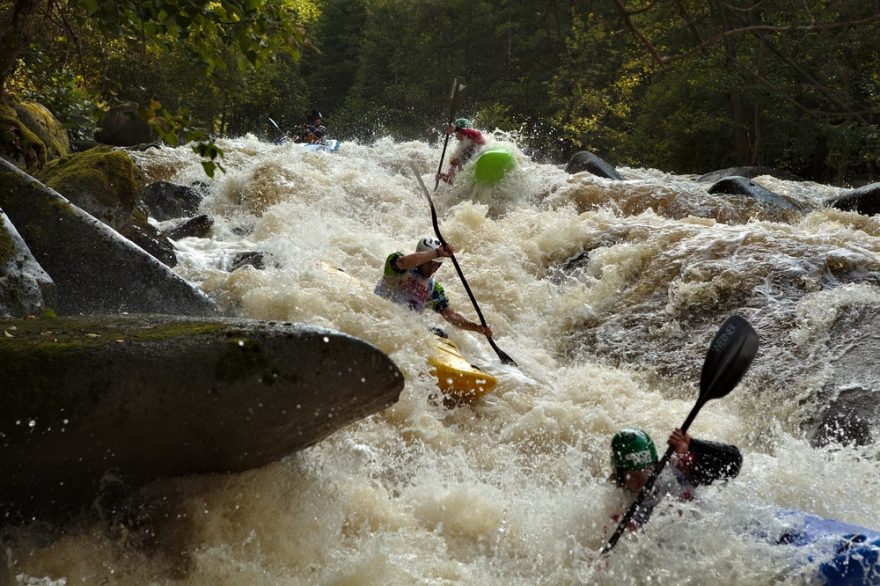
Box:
427, 334, 497, 402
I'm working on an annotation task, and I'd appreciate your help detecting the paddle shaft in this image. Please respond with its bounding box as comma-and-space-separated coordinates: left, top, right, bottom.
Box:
434, 78, 462, 191
412, 164, 518, 367
601, 399, 706, 554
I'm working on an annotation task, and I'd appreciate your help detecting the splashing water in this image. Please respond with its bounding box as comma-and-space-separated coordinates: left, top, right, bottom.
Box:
7, 134, 880, 585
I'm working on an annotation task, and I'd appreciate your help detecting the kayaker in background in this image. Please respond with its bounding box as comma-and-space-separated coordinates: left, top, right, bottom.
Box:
375, 236, 493, 337
293, 110, 327, 145
609, 428, 742, 530
437, 118, 486, 185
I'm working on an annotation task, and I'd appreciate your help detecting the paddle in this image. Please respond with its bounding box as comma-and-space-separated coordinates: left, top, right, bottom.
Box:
600, 314, 759, 556
434, 78, 465, 191
410, 162, 518, 367
268, 117, 286, 142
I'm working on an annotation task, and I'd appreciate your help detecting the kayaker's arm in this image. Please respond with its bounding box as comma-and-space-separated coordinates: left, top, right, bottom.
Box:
440, 306, 493, 338
393, 243, 453, 270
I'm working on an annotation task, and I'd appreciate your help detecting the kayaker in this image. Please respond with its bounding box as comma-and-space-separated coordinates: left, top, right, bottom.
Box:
609, 428, 742, 530
437, 118, 486, 185
294, 110, 327, 145
374, 236, 493, 337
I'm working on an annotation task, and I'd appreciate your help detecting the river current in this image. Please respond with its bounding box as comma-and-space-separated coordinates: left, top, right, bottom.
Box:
7, 134, 880, 585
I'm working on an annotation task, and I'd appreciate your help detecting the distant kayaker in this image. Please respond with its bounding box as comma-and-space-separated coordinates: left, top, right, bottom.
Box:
609, 428, 742, 530
293, 110, 327, 145
374, 236, 493, 337
437, 118, 486, 185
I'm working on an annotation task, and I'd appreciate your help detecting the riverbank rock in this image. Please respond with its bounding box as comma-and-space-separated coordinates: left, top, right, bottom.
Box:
564, 151, 623, 180
0, 98, 69, 169
142, 181, 203, 220
0, 208, 56, 316
824, 182, 880, 216
95, 102, 153, 147
34, 146, 143, 230
0, 157, 215, 315
0, 314, 404, 520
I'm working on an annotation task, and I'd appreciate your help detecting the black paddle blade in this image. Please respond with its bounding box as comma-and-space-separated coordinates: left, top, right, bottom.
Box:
699, 314, 759, 403
489, 337, 518, 367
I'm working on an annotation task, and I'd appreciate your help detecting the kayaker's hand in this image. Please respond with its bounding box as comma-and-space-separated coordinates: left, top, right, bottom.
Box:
668, 428, 691, 454
476, 324, 493, 338
436, 243, 454, 258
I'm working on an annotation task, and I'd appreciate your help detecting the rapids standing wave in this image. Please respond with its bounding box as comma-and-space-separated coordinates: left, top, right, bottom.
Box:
7, 134, 880, 585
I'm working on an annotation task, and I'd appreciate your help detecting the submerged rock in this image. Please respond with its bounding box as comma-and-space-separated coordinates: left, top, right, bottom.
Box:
0, 314, 404, 520
0, 157, 215, 316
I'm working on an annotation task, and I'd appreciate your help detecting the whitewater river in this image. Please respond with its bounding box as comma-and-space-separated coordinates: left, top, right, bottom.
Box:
7, 134, 880, 585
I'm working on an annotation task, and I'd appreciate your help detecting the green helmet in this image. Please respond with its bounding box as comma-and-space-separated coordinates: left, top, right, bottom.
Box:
454, 117, 471, 129
611, 429, 658, 471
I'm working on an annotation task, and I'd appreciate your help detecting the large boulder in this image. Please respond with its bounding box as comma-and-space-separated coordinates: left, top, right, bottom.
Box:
0, 208, 56, 316
564, 151, 623, 180
0, 157, 216, 316
824, 182, 880, 216
34, 146, 143, 230
95, 102, 153, 147
0, 314, 404, 519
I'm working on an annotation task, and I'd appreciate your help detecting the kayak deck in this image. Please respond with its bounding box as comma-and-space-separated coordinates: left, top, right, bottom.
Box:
427, 335, 497, 402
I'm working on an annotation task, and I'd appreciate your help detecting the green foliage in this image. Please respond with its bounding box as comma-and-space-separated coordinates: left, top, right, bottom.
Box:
3, 0, 880, 183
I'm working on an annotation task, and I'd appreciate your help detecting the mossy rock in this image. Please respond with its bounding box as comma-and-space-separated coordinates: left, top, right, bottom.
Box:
0, 99, 46, 169
35, 146, 143, 229
12, 101, 70, 162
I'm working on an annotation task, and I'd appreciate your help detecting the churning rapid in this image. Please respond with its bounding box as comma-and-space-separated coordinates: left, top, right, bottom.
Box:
7, 133, 880, 585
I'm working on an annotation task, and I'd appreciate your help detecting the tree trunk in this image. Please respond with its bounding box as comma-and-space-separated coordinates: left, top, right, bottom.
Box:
0, 0, 45, 90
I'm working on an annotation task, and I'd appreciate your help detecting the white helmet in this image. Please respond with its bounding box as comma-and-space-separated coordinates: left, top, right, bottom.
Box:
415, 236, 443, 263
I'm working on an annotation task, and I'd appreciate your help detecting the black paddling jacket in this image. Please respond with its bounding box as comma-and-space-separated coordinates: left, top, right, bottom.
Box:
687, 438, 742, 486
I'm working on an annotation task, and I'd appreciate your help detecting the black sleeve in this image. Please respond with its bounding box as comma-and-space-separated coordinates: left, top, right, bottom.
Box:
688, 439, 743, 486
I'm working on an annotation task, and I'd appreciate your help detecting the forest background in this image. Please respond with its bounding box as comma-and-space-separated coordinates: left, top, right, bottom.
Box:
2, 0, 879, 185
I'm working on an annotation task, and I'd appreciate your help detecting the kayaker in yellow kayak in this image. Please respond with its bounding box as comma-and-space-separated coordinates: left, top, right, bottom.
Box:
374, 236, 493, 337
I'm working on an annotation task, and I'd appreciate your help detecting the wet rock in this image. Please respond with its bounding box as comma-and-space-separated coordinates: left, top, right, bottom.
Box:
707, 176, 807, 213
142, 181, 203, 221
0, 314, 404, 520
95, 102, 153, 147
119, 219, 178, 268
227, 251, 265, 272
824, 182, 880, 216
0, 208, 56, 316
0, 157, 216, 316
697, 166, 803, 183
163, 214, 213, 240
564, 151, 623, 180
